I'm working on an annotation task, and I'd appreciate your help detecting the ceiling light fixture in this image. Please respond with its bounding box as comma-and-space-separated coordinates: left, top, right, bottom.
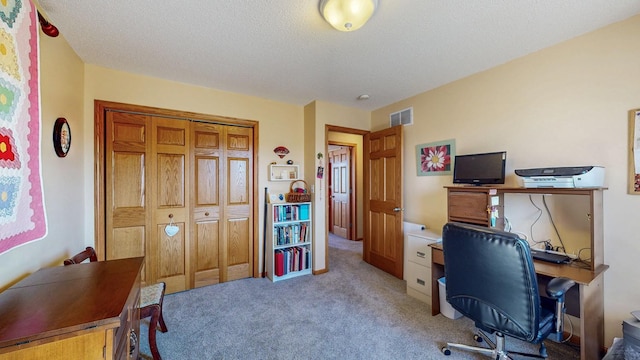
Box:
319, 0, 378, 32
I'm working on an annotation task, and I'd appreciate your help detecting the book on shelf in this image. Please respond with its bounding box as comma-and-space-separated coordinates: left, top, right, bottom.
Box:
273, 246, 310, 277
299, 204, 310, 220
274, 223, 310, 246
273, 203, 311, 223
275, 250, 284, 277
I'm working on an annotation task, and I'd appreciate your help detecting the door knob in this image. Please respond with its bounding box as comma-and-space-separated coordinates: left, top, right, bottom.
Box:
393, 207, 404, 212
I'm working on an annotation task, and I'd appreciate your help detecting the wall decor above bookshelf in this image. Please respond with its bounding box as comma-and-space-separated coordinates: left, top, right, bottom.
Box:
269, 164, 299, 181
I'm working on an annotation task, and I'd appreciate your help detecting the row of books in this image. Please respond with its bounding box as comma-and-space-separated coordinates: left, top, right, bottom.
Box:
274, 246, 310, 277
273, 204, 310, 223
274, 223, 310, 246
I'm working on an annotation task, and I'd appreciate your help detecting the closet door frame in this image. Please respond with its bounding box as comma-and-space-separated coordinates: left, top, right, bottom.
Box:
94, 100, 260, 279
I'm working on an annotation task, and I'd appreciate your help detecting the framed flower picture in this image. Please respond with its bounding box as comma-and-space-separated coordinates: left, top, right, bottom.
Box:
416, 139, 455, 176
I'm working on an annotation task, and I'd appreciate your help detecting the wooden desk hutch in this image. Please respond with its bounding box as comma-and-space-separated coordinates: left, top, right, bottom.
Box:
0, 257, 143, 360
431, 186, 608, 360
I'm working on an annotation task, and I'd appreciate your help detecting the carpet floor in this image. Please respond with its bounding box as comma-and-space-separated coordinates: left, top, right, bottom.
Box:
138, 234, 581, 359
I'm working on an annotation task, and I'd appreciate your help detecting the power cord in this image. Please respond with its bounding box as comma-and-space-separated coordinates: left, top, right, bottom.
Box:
576, 247, 591, 262
561, 312, 574, 344
528, 195, 570, 256
541, 195, 569, 255
503, 216, 513, 232
527, 195, 546, 248
570, 248, 593, 268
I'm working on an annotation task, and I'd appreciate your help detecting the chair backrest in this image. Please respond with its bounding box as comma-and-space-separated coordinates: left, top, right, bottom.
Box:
64, 246, 98, 265
442, 222, 540, 342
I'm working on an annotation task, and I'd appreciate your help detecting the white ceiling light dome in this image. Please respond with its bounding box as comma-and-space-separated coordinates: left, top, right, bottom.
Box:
319, 0, 378, 32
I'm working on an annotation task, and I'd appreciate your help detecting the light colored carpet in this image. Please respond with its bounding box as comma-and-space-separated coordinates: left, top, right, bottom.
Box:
138, 234, 580, 359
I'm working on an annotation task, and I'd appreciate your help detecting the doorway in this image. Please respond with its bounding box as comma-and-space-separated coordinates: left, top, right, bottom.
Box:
325, 124, 405, 279
328, 144, 355, 240
325, 125, 368, 273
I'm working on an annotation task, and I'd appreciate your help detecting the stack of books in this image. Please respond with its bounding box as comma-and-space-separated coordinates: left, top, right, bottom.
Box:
274, 223, 309, 245
274, 246, 310, 277
273, 204, 310, 222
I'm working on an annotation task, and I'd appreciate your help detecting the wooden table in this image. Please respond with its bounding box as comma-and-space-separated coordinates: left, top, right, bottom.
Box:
430, 243, 608, 360
0, 257, 143, 359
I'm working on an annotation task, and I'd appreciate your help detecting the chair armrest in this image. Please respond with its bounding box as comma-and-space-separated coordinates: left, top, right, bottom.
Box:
546, 277, 576, 299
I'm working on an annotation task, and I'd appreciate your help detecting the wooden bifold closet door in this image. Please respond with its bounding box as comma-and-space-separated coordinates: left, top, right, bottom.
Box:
191, 122, 254, 287
105, 110, 253, 294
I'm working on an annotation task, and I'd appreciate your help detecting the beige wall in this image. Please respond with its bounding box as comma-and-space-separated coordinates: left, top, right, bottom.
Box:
0, 33, 85, 290
372, 15, 640, 344
304, 101, 370, 271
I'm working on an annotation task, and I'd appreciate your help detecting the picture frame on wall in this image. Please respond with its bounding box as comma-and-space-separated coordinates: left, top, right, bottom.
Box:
53, 117, 71, 157
629, 109, 640, 194
416, 139, 455, 176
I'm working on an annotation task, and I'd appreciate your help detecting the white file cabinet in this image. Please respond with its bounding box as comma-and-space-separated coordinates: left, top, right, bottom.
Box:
405, 228, 440, 304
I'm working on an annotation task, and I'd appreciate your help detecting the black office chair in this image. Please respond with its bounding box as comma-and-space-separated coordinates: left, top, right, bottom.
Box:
440, 222, 575, 359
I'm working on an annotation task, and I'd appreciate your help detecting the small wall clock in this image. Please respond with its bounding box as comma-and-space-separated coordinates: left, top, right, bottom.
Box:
53, 117, 71, 157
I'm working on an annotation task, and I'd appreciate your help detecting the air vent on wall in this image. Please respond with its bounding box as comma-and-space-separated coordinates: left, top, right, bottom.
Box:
390, 107, 413, 127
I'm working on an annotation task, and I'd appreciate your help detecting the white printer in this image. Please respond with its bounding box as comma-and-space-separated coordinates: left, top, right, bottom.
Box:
514, 166, 605, 188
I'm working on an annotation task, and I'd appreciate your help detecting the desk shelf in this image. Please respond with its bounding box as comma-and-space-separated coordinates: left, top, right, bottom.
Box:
444, 186, 604, 272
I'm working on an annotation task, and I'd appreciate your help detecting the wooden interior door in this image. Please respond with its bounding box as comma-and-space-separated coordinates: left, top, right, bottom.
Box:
328, 160, 333, 231
106, 113, 190, 293
105, 111, 149, 284
151, 117, 190, 293
190, 123, 253, 286
363, 125, 404, 279
224, 126, 254, 281
191, 122, 223, 288
330, 148, 350, 239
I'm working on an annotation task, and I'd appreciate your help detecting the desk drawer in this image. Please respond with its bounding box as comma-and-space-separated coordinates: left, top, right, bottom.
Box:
406, 261, 430, 296
432, 247, 444, 265
407, 235, 431, 267
448, 191, 489, 223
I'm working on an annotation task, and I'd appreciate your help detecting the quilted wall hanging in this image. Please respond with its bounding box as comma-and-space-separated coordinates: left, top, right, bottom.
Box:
0, 0, 47, 254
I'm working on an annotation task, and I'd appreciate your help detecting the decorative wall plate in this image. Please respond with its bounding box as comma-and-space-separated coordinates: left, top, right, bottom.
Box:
53, 117, 71, 157
273, 146, 289, 158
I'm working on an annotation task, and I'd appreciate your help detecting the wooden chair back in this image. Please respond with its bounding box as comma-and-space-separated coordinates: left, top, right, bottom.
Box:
64, 246, 98, 265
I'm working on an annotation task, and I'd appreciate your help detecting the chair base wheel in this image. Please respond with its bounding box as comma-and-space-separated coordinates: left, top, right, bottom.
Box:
539, 343, 548, 358
442, 346, 451, 356
474, 334, 483, 343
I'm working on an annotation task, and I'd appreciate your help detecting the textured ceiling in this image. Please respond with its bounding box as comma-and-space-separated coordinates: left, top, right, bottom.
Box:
37, 0, 640, 111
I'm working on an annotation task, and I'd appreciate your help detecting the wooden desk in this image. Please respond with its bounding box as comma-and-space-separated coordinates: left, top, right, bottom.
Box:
430, 243, 608, 360
0, 257, 143, 360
